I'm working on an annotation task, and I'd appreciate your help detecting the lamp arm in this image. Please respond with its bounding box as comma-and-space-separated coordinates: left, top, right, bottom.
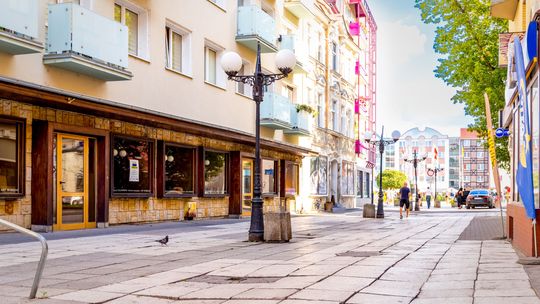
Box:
227, 75, 256, 86
262, 73, 289, 86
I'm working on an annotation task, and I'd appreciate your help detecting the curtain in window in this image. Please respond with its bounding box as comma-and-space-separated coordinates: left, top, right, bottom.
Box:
125, 9, 138, 55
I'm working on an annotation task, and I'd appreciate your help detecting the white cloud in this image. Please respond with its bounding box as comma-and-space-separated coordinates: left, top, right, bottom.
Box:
379, 20, 427, 66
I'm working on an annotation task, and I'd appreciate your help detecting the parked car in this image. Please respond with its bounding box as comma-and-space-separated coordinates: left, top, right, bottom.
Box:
465, 189, 495, 209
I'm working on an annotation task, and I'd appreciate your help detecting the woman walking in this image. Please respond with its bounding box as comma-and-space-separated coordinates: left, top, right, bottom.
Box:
456, 188, 464, 209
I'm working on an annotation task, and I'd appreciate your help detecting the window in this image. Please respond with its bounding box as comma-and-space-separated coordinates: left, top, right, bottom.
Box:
464, 152, 470, 158
477, 151, 484, 158
463, 140, 470, 146
282, 85, 295, 102
318, 32, 325, 62
115, 1, 148, 58
332, 100, 338, 131
112, 136, 153, 196
310, 156, 328, 195
57, 0, 93, 9
262, 159, 277, 194
478, 176, 484, 183
357, 171, 363, 197
165, 24, 192, 75
317, 93, 325, 128
0, 119, 24, 197
204, 150, 229, 195
204, 41, 226, 87
465, 164, 471, 170
365, 172, 370, 197
341, 106, 347, 135
341, 162, 354, 195
160, 143, 196, 197
236, 62, 252, 97
209, 0, 226, 9
439, 152, 445, 159
284, 162, 299, 196
464, 176, 470, 182
331, 42, 338, 71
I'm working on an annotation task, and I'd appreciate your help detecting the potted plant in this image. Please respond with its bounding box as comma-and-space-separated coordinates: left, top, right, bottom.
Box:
295, 104, 318, 118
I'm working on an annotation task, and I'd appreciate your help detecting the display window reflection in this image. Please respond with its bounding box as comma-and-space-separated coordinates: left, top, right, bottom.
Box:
164, 144, 196, 196
112, 136, 153, 196
262, 159, 277, 195
0, 119, 24, 197
204, 150, 229, 195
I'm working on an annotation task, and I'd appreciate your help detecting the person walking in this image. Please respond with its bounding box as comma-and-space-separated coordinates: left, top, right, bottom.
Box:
456, 188, 464, 209
399, 182, 411, 219
426, 187, 432, 209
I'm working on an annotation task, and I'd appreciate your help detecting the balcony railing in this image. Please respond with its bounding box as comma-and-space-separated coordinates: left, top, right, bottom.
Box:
286, 107, 312, 136
261, 93, 292, 130
280, 35, 308, 73
44, 3, 132, 81
284, 0, 315, 18
236, 5, 277, 53
0, 0, 42, 54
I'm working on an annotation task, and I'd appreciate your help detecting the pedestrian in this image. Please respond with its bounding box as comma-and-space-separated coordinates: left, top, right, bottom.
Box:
456, 188, 464, 209
399, 182, 411, 219
426, 187, 432, 209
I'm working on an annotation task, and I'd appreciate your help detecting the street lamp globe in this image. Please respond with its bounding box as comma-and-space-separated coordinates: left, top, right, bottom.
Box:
275, 49, 296, 74
391, 130, 401, 142
364, 131, 373, 142
221, 51, 243, 76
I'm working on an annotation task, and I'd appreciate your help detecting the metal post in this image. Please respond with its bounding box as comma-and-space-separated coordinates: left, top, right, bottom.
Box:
376, 126, 385, 218
434, 169, 437, 204
249, 44, 264, 242
414, 156, 419, 211
0, 219, 48, 299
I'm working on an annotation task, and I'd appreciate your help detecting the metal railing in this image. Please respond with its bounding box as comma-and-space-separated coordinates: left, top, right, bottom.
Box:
0, 219, 48, 299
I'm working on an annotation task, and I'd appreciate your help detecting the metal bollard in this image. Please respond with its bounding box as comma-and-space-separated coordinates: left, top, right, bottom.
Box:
0, 219, 48, 299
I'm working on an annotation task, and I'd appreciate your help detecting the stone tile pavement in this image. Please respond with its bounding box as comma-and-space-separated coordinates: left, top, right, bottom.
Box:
0, 210, 538, 303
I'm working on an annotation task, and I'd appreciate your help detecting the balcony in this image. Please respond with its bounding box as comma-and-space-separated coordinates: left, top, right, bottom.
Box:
236, 5, 277, 53
490, 0, 518, 20
284, 0, 315, 18
261, 93, 292, 130
0, 0, 42, 54
286, 107, 312, 136
279, 35, 308, 73
44, 3, 132, 81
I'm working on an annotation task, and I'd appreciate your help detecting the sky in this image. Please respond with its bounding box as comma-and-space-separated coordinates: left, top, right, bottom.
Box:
368, 0, 474, 137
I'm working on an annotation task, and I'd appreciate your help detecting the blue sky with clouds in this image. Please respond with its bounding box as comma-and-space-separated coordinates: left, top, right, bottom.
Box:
369, 0, 474, 137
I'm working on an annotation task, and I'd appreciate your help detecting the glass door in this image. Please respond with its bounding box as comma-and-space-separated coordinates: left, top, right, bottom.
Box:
242, 159, 253, 216
55, 134, 93, 230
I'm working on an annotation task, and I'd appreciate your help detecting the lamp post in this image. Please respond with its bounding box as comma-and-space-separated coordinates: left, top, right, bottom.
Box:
364, 126, 401, 218
404, 150, 427, 212
221, 44, 296, 242
427, 167, 444, 204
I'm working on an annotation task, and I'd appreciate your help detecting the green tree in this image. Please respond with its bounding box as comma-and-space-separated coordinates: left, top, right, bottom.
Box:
415, 0, 509, 169
376, 169, 408, 190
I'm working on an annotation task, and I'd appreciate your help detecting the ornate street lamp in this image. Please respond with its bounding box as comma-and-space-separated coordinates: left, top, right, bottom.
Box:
364, 126, 400, 218
404, 150, 427, 211
221, 44, 296, 242
427, 167, 444, 205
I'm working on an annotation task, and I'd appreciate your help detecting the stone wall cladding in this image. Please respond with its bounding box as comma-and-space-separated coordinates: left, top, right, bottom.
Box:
0, 98, 300, 230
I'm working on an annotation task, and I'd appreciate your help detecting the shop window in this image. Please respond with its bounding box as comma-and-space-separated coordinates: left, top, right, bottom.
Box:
203, 150, 229, 195
365, 172, 370, 197
0, 119, 24, 197
159, 143, 196, 197
310, 156, 328, 195
262, 159, 277, 195
284, 162, 299, 196
112, 136, 153, 196
357, 170, 363, 197
341, 161, 355, 195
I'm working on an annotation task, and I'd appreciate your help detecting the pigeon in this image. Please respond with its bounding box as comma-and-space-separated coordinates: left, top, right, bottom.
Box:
155, 235, 169, 246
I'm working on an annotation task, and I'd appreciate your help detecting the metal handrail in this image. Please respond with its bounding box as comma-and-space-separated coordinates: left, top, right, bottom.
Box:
0, 219, 48, 299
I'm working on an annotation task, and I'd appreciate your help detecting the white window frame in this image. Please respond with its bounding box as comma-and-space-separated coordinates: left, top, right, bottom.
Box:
57, 0, 93, 9
478, 163, 485, 171
208, 0, 227, 10
332, 100, 339, 132
204, 40, 226, 88
115, 0, 149, 60
317, 92, 325, 128
165, 21, 192, 76
236, 60, 252, 97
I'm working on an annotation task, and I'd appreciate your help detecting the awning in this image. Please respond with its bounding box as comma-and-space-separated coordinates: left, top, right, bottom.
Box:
490, 0, 518, 20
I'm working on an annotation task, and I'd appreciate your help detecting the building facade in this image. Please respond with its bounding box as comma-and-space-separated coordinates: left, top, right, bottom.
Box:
492, 0, 540, 256
460, 128, 490, 190
0, 0, 377, 231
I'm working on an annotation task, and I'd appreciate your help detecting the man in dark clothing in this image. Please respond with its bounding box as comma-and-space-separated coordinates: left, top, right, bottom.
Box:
399, 182, 411, 219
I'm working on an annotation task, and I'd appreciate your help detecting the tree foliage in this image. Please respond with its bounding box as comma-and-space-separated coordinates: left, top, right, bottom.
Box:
414, 0, 509, 169
376, 169, 408, 190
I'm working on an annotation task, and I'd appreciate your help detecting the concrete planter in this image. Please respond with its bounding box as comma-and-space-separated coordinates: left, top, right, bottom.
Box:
263, 212, 292, 242
363, 203, 376, 218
